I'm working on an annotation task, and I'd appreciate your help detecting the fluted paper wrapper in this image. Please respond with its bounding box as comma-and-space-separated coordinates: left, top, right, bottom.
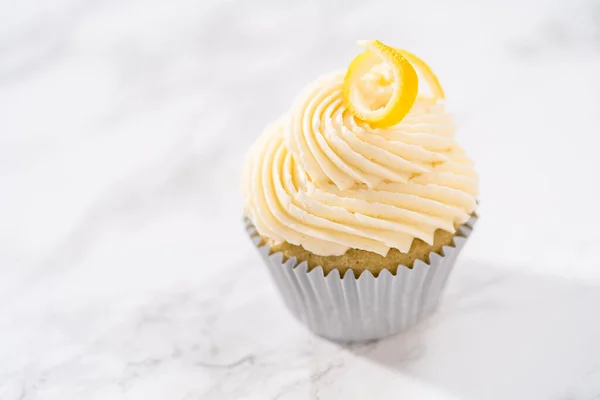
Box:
245, 216, 477, 342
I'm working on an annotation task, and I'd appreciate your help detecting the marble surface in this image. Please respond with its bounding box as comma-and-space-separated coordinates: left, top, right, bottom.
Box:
2, 0, 600, 399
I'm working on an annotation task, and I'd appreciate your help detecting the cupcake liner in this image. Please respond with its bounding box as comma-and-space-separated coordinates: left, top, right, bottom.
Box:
245, 216, 477, 342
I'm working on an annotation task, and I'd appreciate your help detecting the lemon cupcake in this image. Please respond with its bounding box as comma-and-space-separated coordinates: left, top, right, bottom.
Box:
243, 40, 478, 342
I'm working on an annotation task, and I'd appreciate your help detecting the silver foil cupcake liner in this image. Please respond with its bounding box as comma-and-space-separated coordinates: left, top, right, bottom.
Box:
245, 216, 477, 342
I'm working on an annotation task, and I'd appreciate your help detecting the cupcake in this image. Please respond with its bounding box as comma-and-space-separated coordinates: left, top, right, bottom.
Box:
242, 40, 478, 342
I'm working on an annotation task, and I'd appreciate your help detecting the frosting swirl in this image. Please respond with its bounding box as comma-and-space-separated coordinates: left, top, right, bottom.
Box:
243, 68, 478, 257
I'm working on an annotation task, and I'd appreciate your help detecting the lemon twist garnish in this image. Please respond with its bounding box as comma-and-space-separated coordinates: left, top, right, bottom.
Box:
394, 48, 445, 99
344, 40, 419, 128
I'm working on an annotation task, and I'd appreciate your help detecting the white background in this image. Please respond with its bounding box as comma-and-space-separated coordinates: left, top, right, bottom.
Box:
1, 0, 600, 399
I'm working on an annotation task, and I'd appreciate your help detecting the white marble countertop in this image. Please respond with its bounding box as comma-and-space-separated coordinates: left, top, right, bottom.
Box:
2, 0, 600, 399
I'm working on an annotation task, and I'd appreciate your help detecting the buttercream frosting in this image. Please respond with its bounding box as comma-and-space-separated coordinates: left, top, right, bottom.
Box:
243, 66, 478, 256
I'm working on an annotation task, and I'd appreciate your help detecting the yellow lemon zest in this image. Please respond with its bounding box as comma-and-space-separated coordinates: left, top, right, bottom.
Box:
343, 40, 419, 128
395, 48, 445, 99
